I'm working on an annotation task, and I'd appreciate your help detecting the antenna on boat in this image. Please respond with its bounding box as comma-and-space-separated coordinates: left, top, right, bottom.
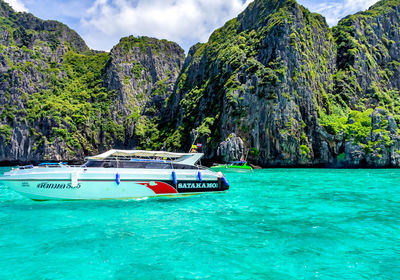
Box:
189, 129, 198, 153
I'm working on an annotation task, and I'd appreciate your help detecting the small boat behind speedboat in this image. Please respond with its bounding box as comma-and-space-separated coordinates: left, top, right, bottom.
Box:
211, 161, 253, 170
0, 150, 229, 201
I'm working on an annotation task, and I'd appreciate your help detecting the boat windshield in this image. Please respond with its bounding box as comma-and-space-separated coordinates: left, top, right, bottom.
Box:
83, 160, 205, 170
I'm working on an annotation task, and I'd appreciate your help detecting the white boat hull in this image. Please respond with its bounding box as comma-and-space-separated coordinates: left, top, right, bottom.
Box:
0, 167, 228, 200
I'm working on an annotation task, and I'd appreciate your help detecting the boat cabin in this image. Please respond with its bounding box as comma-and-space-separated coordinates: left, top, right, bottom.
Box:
83, 149, 205, 170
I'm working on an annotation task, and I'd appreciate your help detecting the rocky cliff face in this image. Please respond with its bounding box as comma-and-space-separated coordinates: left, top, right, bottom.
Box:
321, 0, 400, 167
160, 0, 400, 167
1, 0, 400, 167
104, 36, 184, 149
0, 2, 88, 53
163, 0, 336, 166
217, 133, 245, 163
0, 1, 184, 162
0, 0, 91, 162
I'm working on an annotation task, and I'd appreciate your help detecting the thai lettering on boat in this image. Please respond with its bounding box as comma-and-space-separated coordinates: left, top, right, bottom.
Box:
36, 183, 81, 189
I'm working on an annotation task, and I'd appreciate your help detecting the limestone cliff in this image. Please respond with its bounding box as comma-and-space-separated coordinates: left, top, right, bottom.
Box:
104, 36, 184, 149
0, 1, 184, 162
160, 0, 400, 167
163, 0, 336, 166
322, 0, 400, 167
2, 0, 400, 167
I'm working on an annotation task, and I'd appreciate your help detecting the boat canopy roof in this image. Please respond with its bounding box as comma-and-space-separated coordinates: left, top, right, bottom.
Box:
85, 149, 204, 166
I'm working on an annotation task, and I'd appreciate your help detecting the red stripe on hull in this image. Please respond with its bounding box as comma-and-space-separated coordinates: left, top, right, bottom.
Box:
138, 181, 178, 194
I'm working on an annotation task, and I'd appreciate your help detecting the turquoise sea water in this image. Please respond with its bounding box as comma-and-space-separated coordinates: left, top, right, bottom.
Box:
1, 167, 400, 279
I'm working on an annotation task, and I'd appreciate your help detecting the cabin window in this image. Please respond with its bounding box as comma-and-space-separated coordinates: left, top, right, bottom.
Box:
83, 160, 204, 169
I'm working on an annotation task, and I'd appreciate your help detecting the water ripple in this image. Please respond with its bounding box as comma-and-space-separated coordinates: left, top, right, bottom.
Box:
1, 168, 400, 279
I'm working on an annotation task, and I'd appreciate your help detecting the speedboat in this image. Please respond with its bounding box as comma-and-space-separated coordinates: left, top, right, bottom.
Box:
0, 150, 229, 201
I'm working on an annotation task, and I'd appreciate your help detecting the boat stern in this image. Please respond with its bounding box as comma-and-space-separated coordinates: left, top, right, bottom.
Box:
217, 172, 229, 191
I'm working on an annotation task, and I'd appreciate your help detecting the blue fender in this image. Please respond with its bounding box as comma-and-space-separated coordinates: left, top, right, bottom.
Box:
222, 176, 229, 187
197, 171, 202, 182
172, 171, 177, 185
116, 173, 120, 185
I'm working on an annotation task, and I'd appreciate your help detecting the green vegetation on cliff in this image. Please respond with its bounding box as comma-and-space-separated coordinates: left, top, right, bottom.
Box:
158, 0, 400, 167
0, 1, 185, 160
2, 0, 400, 167
160, 0, 335, 162
104, 35, 185, 151
25, 50, 125, 154
0, 0, 130, 157
317, 0, 400, 163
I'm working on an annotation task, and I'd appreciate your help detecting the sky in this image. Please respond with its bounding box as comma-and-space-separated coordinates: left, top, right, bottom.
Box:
4, 0, 380, 52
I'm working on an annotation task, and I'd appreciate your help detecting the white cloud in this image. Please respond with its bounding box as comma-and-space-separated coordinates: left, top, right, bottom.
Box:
7, 0, 381, 52
81, 0, 252, 52
313, 0, 379, 26
4, 0, 28, 12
